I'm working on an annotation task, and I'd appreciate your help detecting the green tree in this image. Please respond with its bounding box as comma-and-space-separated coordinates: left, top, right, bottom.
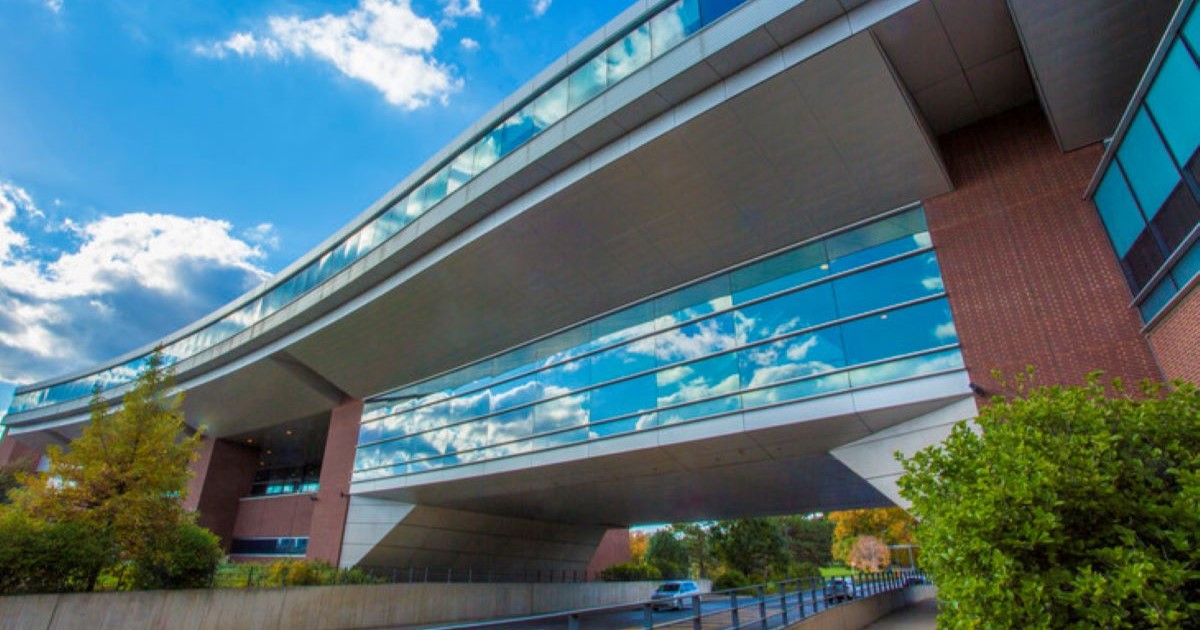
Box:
672, 522, 718, 578
898, 375, 1200, 629
6, 351, 206, 591
645, 529, 689, 578
0, 457, 34, 505
774, 514, 834, 566
132, 520, 224, 590
712, 518, 786, 579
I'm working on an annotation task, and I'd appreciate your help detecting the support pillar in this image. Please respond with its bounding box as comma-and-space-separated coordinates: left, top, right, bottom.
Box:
185, 436, 259, 549
307, 399, 362, 566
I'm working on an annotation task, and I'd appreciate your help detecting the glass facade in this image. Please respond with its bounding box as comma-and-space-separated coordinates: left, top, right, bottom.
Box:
9, 0, 755, 415
1092, 2, 1200, 321
352, 207, 964, 483
229, 537, 309, 556
248, 464, 321, 497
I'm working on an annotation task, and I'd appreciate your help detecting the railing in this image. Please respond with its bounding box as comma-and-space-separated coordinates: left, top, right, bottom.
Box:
415, 569, 930, 630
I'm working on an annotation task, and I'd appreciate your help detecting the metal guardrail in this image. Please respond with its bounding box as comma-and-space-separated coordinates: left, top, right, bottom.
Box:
415, 569, 930, 630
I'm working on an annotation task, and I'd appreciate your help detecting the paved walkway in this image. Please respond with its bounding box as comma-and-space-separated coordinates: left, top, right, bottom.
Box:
862, 597, 938, 629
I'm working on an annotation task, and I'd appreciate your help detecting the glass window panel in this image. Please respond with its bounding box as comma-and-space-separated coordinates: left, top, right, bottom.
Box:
1121, 228, 1167, 291
1139, 276, 1178, 321
489, 406, 534, 445
735, 283, 837, 345
590, 339, 657, 384
499, 112, 537, 157
840, 299, 958, 366
424, 166, 451, 208
491, 343, 539, 382
650, 0, 701, 56
491, 372, 547, 412
1118, 108, 1181, 215
1095, 167, 1147, 256
528, 81, 569, 131
741, 371, 849, 409
533, 393, 589, 436
590, 411, 657, 439
654, 275, 732, 329
1186, 5, 1200, 51
446, 150, 475, 195
568, 56, 607, 108
655, 312, 737, 364
531, 426, 590, 450
449, 388, 491, 423
534, 326, 591, 365
405, 181, 432, 219
1146, 41, 1200, 166
833, 252, 944, 318
472, 132, 502, 175
607, 24, 652, 84
826, 209, 929, 272
591, 374, 657, 423
408, 399, 451, 435
656, 351, 740, 408
1171, 239, 1200, 289
699, 0, 743, 25
377, 199, 409, 238
1151, 183, 1200, 254
659, 394, 741, 426
738, 327, 845, 390
731, 242, 828, 304
847, 349, 965, 388
538, 359, 591, 396
588, 301, 656, 351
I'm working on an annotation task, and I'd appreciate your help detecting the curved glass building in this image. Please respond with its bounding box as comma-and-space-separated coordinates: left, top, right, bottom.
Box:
1, 0, 1195, 575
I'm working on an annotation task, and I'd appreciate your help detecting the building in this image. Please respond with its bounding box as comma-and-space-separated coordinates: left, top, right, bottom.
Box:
2, 0, 1197, 577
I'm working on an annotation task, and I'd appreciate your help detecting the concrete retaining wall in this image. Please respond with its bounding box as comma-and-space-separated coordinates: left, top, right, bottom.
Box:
788, 585, 936, 630
0, 581, 666, 630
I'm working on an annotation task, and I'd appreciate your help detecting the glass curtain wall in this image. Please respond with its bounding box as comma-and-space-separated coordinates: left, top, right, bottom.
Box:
352, 207, 964, 483
10, 0, 754, 414
1093, 1, 1200, 321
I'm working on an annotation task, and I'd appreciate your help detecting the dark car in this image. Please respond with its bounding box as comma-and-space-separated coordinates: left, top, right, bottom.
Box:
651, 580, 700, 611
825, 578, 855, 604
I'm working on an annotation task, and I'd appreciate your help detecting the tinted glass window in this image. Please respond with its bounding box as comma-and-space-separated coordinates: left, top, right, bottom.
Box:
1145, 41, 1200, 166
1150, 183, 1200, 254
1121, 229, 1167, 291
1118, 109, 1181, 215
1095, 167, 1147, 256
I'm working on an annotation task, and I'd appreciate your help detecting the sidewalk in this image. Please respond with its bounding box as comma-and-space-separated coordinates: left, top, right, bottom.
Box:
861, 597, 938, 629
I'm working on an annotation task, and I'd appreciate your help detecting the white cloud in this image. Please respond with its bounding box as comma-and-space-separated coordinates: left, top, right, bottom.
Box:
441, 0, 482, 19
0, 182, 273, 384
531, 0, 552, 17
197, 0, 461, 110
44, 0, 62, 14
459, 37, 480, 51
242, 222, 281, 250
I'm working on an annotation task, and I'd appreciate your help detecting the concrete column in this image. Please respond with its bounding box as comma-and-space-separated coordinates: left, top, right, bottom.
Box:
307, 399, 362, 565
186, 436, 259, 549
586, 529, 632, 580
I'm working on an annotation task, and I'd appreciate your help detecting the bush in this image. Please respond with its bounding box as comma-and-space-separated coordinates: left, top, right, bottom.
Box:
0, 510, 113, 594
712, 568, 750, 591
899, 376, 1200, 629
261, 559, 381, 587
131, 521, 223, 590
598, 561, 662, 582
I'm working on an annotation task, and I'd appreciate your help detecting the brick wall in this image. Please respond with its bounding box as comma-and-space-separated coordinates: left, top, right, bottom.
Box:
187, 437, 260, 549
232, 494, 315, 538
924, 105, 1162, 391
307, 399, 363, 566
1148, 285, 1200, 383
585, 529, 631, 579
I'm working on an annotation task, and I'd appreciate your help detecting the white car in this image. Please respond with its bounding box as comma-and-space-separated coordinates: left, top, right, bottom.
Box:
651, 580, 700, 611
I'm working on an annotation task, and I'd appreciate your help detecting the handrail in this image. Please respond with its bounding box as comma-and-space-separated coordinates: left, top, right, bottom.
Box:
409, 569, 929, 630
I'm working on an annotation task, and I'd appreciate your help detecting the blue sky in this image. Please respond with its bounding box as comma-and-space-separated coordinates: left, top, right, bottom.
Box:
0, 0, 632, 415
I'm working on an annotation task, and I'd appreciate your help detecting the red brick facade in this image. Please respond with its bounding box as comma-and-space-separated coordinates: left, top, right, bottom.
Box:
925, 106, 1162, 391
232, 494, 315, 539
186, 437, 260, 549
306, 399, 363, 566
1148, 286, 1200, 383
585, 529, 632, 579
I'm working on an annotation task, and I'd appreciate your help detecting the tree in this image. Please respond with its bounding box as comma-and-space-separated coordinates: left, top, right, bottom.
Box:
0, 457, 34, 505
827, 507, 914, 564
773, 514, 834, 566
629, 530, 650, 562
645, 529, 689, 578
898, 375, 1200, 628
672, 522, 718, 578
712, 518, 786, 579
6, 351, 206, 591
847, 535, 890, 572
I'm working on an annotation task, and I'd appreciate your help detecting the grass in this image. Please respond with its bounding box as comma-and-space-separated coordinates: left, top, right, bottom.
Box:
819, 566, 856, 577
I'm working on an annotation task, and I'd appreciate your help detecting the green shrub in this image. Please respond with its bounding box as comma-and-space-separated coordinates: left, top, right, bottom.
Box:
598, 561, 662, 582
132, 521, 223, 590
712, 568, 750, 591
261, 559, 381, 587
899, 376, 1200, 629
0, 510, 112, 594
